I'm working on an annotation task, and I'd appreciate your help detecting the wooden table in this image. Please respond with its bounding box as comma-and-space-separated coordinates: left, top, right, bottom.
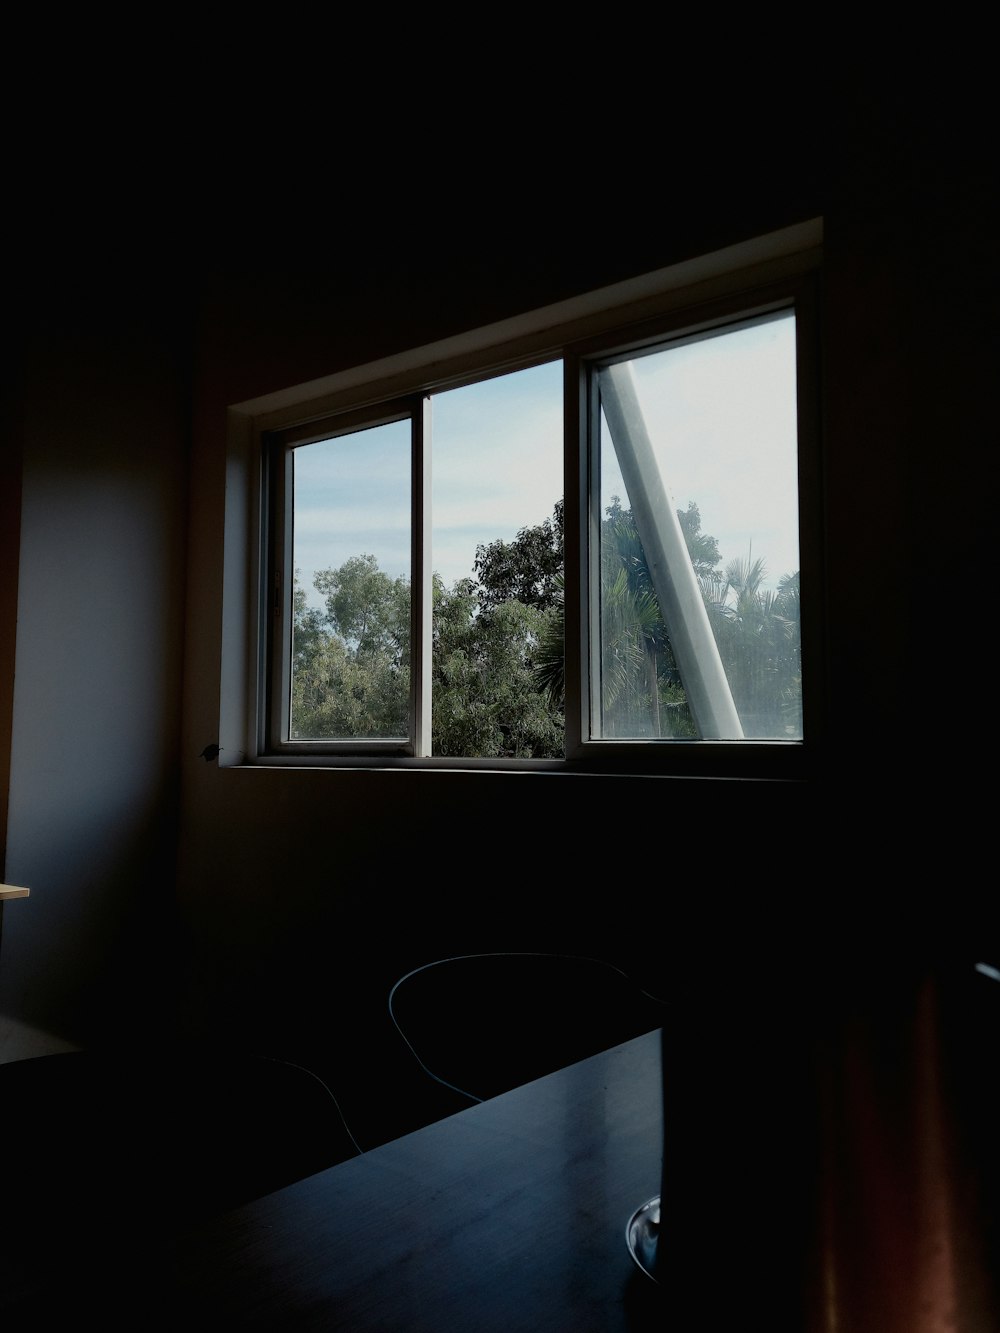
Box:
172, 1030, 665, 1330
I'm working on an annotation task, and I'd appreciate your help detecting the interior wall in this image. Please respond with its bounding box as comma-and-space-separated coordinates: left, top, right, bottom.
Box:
174, 105, 994, 1125
173, 224, 836, 1145
0, 356, 21, 874
176, 229, 817, 1106
177, 241, 814, 925
0, 74, 991, 1321
1, 82, 988, 1111
0, 290, 191, 1058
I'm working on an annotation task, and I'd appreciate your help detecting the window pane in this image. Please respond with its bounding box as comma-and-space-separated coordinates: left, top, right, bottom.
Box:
431, 363, 564, 758
289, 420, 411, 740
597, 312, 801, 741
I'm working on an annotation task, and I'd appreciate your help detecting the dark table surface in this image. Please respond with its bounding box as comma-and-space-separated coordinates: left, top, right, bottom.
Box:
8, 958, 996, 1331
172, 1029, 664, 1331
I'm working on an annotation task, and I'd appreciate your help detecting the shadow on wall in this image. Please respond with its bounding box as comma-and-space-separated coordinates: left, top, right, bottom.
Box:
0, 806, 181, 1057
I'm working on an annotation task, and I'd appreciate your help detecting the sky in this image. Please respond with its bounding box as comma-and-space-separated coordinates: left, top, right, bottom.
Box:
291, 311, 799, 610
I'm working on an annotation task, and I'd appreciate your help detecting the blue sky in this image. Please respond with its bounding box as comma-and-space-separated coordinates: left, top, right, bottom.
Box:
621, 312, 799, 583
292, 312, 798, 609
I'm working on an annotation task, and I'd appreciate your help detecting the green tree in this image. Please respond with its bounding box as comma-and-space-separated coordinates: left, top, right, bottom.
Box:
291, 631, 410, 739
290, 556, 410, 739
531, 496, 801, 741
313, 554, 410, 660
595, 498, 700, 737
473, 499, 564, 615
700, 558, 801, 738
677, 500, 723, 579
591, 500, 800, 739
531, 498, 712, 734
292, 575, 329, 677
291, 550, 565, 755
532, 572, 565, 710
288, 496, 800, 752
432, 576, 563, 758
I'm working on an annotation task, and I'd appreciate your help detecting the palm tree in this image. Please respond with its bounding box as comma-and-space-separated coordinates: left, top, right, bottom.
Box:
598, 507, 689, 737
531, 502, 696, 738
701, 558, 801, 738
532, 502, 801, 741
532, 572, 565, 710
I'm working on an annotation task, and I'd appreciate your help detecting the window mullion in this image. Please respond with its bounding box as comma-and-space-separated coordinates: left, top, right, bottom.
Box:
413, 396, 432, 756
562, 355, 585, 756
271, 442, 294, 750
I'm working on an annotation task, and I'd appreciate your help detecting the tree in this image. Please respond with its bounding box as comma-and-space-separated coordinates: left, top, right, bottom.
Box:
292, 575, 328, 677
594, 501, 800, 739
532, 572, 565, 711
290, 552, 565, 756
530, 496, 801, 741
676, 500, 722, 579
313, 554, 410, 661
473, 499, 564, 615
289, 496, 800, 752
597, 499, 694, 737
531, 497, 711, 735
290, 556, 410, 739
700, 559, 801, 738
291, 631, 410, 739
432, 576, 563, 758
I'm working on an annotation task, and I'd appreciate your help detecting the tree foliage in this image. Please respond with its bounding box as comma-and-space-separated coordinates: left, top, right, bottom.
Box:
432, 576, 563, 758
700, 559, 801, 738
290, 540, 566, 755
313, 555, 410, 659
533, 497, 800, 740
288, 492, 801, 753
473, 499, 564, 616
291, 565, 409, 740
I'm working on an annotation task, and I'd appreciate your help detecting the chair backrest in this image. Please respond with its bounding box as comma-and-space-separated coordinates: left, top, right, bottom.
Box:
388, 951, 665, 1104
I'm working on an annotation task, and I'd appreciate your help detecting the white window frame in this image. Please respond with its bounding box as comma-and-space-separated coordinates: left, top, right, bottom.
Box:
262, 398, 432, 758
220, 219, 823, 777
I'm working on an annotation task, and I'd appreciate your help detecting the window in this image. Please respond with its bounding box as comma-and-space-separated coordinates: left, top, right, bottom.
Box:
226, 221, 822, 777
588, 311, 802, 744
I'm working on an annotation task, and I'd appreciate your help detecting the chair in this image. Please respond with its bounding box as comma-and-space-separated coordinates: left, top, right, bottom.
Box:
388, 951, 665, 1106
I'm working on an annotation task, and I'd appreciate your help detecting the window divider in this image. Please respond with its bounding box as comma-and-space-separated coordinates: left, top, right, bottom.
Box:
413, 395, 432, 757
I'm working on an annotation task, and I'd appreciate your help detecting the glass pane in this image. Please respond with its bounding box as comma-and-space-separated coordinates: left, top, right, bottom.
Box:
597, 312, 801, 741
289, 419, 411, 740
431, 362, 564, 758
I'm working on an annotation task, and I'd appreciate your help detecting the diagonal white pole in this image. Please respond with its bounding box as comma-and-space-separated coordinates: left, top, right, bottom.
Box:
600, 362, 743, 740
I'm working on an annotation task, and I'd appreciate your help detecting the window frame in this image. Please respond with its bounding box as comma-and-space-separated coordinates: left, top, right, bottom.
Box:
565, 287, 823, 776
223, 220, 824, 778
262, 397, 432, 758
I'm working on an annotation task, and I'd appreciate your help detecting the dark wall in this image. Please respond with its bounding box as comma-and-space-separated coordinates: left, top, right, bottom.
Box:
2, 282, 193, 1056
3, 80, 992, 1123
169, 98, 994, 1150
2, 72, 994, 1327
